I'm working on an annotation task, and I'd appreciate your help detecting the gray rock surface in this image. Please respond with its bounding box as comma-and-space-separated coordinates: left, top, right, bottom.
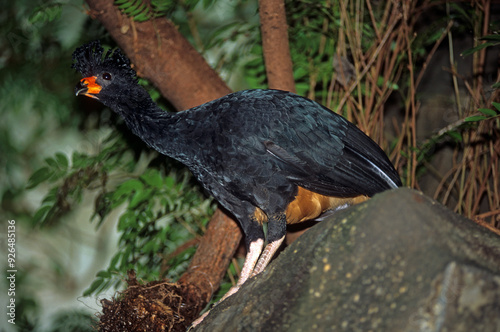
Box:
194, 188, 500, 332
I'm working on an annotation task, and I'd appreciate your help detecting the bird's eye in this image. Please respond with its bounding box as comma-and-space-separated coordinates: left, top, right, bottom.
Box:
102, 73, 112, 80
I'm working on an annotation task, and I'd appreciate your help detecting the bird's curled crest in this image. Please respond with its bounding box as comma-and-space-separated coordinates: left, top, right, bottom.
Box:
71, 40, 136, 80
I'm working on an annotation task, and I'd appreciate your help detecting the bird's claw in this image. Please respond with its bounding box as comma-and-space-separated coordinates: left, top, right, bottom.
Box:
189, 284, 241, 329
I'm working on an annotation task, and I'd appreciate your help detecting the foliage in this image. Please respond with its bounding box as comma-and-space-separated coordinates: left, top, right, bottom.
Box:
114, 0, 218, 22
27, 106, 215, 295
47, 310, 98, 332
83, 161, 214, 295
1, 4, 79, 198
462, 34, 500, 58
1, 1, 214, 330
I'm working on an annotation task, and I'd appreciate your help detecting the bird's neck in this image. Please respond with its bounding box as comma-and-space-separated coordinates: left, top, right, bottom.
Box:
112, 89, 195, 163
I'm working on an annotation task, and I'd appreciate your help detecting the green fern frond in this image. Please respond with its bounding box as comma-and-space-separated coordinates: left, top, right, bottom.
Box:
115, 0, 154, 22
114, 0, 217, 22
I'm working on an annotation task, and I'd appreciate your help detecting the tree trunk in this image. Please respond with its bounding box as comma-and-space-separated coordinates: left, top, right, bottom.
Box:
259, 0, 296, 92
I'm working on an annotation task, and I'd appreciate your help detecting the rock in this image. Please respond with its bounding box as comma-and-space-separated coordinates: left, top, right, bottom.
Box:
193, 188, 500, 332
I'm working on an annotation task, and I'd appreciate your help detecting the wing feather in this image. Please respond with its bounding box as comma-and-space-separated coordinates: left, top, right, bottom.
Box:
258, 91, 401, 197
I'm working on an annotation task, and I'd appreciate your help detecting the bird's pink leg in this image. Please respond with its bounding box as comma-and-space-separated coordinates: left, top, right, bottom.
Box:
237, 239, 265, 284
251, 235, 285, 277
190, 238, 264, 327
221, 238, 264, 299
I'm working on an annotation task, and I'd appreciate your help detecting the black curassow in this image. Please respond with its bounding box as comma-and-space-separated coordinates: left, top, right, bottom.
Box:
72, 41, 402, 321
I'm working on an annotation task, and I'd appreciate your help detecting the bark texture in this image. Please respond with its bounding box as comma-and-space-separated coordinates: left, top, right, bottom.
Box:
259, 0, 296, 92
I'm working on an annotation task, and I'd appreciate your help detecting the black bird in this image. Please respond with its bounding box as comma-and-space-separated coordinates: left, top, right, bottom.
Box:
72, 40, 401, 316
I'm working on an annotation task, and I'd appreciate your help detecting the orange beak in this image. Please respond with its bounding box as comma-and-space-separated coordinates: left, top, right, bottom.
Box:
75, 76, 102, 99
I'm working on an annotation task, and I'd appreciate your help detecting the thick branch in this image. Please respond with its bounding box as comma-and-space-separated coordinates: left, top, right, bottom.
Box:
85, 0, 231, 109
259, 0, 296, 92
84, 0, 242, 313
178, 209, 242, 302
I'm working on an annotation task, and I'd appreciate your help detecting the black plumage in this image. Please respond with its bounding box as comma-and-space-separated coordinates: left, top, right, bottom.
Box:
72, 41, 401, 315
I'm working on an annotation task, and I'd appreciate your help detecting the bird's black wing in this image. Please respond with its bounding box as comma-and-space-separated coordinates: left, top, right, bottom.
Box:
252, 90, 401, 197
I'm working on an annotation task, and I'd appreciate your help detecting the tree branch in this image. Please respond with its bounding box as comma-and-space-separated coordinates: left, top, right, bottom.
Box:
259, 0, 296, 92
85, 0, 231, 109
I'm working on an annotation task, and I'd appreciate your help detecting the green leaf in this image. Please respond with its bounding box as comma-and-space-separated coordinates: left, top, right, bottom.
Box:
113, 178, 144, 200
480, 34, 500, 41
203, 0, 215, 9
72, 152, 91, 168
293, 67, 309, 80
461, 41, 498, 57
130, 3, 146, 17
42, 187, 58, 204
141, 169, 163, 188
27, 167, 53, 189
120, 246, 133, 267
142, 239, 157, 254
134, 11, 151, 22
164, 176, 176, 189
29, 4, 62, 24
118, 0, 133, 9
33, 205, 53, 225
446, 130, 463, 141
45, 156, 58, 169
464, 115, 487, 122
129, 188, 154, 209
491, 102, 500, 112
118, 211, 138, 231
55, 152, 69, 170
109, 253, 121, 270
83, 278, 104, 296
478, 108, 498, 117
96, 270, 111, 278
449, 3, 472, 23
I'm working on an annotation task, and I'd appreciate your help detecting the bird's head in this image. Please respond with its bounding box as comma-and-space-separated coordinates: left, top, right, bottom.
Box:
72, 41, 137, 103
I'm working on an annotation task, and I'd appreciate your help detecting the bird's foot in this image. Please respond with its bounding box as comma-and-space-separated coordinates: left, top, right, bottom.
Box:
189, 284, 241, 328
190, 310, 209, 329
189, 236, 285, 328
